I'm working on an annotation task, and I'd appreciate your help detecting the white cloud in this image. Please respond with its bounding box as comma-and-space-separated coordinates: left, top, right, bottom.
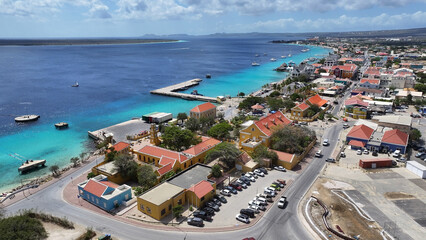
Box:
247, 11, 426, 32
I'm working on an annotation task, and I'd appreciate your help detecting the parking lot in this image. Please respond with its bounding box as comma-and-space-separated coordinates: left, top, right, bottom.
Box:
183, 169, 298, 228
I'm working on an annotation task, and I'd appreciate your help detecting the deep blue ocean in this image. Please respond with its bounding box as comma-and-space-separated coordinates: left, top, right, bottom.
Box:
0, 37, 330, 191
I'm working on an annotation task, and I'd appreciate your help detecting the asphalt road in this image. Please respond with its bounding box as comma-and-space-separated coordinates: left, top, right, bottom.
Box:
5, 124, 342, 240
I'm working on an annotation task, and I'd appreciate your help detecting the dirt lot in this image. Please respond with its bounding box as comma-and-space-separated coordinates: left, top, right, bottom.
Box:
308, 178, 384, 240
43, 222, 109, 240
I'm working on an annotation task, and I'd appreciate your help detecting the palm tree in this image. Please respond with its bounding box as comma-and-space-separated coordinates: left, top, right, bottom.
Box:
49, 165, 60, 176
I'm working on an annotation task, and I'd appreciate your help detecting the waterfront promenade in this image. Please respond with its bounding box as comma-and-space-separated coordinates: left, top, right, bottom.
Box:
150, 78, 220, 103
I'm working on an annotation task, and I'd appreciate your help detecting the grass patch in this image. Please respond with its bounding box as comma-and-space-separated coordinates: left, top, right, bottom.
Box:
21, 209, 74, 229
76, 228, 97, 240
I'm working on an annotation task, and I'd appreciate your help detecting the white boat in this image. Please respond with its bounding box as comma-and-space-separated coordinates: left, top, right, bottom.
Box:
301, 48, 310, 52
288, 54, 292, 57
270, 58, 277, 62
15, 115, 40, 122
71, 81, 79, 87
55, 122, 69, 129
251, 62, 260, 66
281, 56, 286, 59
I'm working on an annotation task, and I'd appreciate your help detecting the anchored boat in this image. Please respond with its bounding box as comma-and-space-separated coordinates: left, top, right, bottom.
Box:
55, 122, 69, 129
15, 115, 40, 122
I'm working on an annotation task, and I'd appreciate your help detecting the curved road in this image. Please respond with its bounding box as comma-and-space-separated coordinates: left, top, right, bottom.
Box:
5, 124, 342, 240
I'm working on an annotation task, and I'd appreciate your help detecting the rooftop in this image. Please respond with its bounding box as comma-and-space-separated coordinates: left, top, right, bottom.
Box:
382, 129, 409, 146
307, 94, 328, 107
190, 102, 216, 113
347, 124, 374, 140
360, 158, 392, 163
348, 140, 365, 147
372, 115, 412, 127
139, 182, 185, 206
187, 180, 214, 199
96, 161, 118, 175
138, 145, 188, 163
272, 150, 295, 163
294, 102, 310, 111
182, 137, 221, 157
167, 164, 212, 189
360, 79, 380, 85
254, 111, 291, 137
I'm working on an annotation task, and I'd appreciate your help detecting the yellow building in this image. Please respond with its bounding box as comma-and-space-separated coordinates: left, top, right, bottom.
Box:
290, 94, 329, 121
189, 102, 217, 120
344, 95, 368, 119
137, 182, 186, 220
137, 164, 216, 220
239, 111, 291, 153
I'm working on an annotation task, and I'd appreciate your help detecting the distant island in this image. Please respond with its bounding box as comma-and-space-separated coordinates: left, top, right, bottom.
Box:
0, 38, 178, 46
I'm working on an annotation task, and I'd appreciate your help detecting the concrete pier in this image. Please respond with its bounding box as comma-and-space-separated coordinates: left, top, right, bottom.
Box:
88, 118, 151, 143
150, 78, 219, 103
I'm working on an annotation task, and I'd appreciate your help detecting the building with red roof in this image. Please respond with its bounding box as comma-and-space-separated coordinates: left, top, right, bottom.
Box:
106, 141, 130, 154
78, 174, 132, 211
272, 150, 300, 170
346, 124, 374, 144
344, 95, 368, 119
189, 102, 216, 120
290, 94, 329, 121
363, 67, 381, 79
359, 79, 380, 89
331, 64, 358, 79
239, 111, 291, 153
380, 129, 408, 154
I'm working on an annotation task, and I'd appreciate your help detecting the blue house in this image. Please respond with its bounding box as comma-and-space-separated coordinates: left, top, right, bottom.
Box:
380, 129, 409, 154
78, 174, 132, 211
346, 124, 374, 145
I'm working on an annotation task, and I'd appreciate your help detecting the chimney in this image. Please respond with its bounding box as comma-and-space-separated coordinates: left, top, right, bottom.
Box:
264, 123, 269, 129
272, 119, 276, 124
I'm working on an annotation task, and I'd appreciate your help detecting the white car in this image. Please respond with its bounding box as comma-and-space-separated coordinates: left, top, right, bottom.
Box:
274, 166, 286, 172
220, 189, 231, 196
236, 180, 248, 188
236, 214, 250, 224
278, 196, 287, 209
247, 172, 258, 178
363, 149, 369, 155
247, 204, 260, 213
356, 149, 362, 155
392, 150, 401, 158
264, 189, 276, 196
265, 187, 277, 194
254, 169, 265, 177
244, 173, 256, 182
323, 139, 329, 146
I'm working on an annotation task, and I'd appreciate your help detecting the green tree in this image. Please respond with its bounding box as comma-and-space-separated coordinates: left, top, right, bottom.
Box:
49, 165, 60, 176
238, 96, 265, 110
207, 122, 233, 140
186, 117, 200, 132
211, 164, 222, 178
389, 85, 396, 92
199, 117, 215, 134
409, 128, 422, 141
160, 171, 176, 182
113, 153, 138, 180
270, 125, 316, 154
172, 205, 184, 218
0, 215, 47, 240
162, 125, 201, 151
318, 58, 325, 64
269, 90, 280, 97
205, 142, 241, 169
134, 186, 143, 196
138, 165, 158, 191
177, 112, 188, 122
290, 93, 301, 101
105, 150, 118, 162
283, 99, 296, 110
318, 68, 326, 74
414, 84, 426, 93
238, 92, 245, 97
407, 94, 413, 104
267, 98, 285, 111
87, 172, 96, 179
79, 152, 88, 163
252, 145, 278, 165
70, 157, 80, 167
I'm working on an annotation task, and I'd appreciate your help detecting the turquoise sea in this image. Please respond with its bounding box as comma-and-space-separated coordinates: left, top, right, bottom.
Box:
0, 37, 330, 192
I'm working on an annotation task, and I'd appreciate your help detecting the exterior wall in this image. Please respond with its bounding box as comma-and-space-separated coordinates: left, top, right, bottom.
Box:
276, 138, 315, 170
78, 186, 131, 212
359, 82, 379, 89
346, 136, 369, 145
291, 109, 307, 118
345, 106, 367, 119
137, 190, 186, 220
186, 188, 215, 208
371, 121, 411, 134
190, 108, 216, 120
380, 143, 407, 154
91, 162, 129, 185
239, 124, 268, 152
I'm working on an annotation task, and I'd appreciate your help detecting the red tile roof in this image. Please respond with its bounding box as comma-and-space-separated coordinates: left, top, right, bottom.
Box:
307, 94, 328, 107
272, 150, 295, 163
157, 163, 173, 176
332, 64, 357, 72
190, 102, 216, 113
254, 111, 291, 136
100, 181, 119, 189
138, 145, 188, 163
360, 79, 380, 85
239, 152, 252, 164
83, 179, 108, 197
251, 103, 265, 110
347, 124, 374, 140
381, 129, 408, 146
111, 142, 130, 152
188, 180, 214, 199
294, 102, 309, 111
158, 156, 177, 167
348, 140, 366, 147
345, 96, 369, 107
183, 137, 221, 156
365, 67, 381, 75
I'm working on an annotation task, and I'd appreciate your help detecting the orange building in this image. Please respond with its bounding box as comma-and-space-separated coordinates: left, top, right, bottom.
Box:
331, 64, 358, 79
190, 102, 217, 119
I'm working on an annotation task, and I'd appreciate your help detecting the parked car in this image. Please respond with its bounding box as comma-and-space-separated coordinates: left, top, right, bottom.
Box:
340, 152, 346, 158
249, 201, 266, 211
236, 214, 250, 223
363, 149, 369, 155
202, 207, 215, 216
247, 204, 260, 213
220, 189, 231, 196
205, 202, 220, 212
415, 152, 426, 158
325, 158, 336, 163
343, 123, 349, 129
418, 147, 425, 153
240, 177, 251, 185
236, 180, 248, 189
214, 195, 227, 203
270, 183, 281, 191
240, 208, 256, 218
323, 139, 329, 146
265, 187, 277, 194
258, 167, 268, 174
256, 193, 273, 202
212, 198, 222, 206
397, 157, 407, 163
244, 174, 256, 182
278, 196, 287, 209
276, 179, 286, 185
372, 151, 378, 156
274, 166, 286, 172
187, 217, 204, 227
247, 172, 258, 179
264, 189, 276, 196
272, 181, 284, 188
393, 150, 401, 158
230, 183, 243, 191
254, 169, 265, 177
225, 186, 238, 194
356, 149, 362, 155
193, 211, 212, 221
315, 150, 323, 158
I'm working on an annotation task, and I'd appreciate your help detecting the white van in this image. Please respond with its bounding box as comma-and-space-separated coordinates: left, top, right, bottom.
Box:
256, 197, 267, 204
392, 150, 401, 157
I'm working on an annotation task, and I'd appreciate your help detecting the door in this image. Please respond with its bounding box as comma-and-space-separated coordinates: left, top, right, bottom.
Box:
372, 163, 376, 169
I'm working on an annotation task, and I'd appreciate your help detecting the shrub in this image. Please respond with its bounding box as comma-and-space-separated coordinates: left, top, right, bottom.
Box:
76, 228, 96, 240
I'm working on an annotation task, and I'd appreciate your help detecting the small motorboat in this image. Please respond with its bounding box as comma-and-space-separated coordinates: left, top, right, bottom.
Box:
55, 122, 69, 129
15, 115, 40, 122
251, 62, 260, 66
206, 74, 211, 79
71, 81, 79, 87
270, 58, 277, 62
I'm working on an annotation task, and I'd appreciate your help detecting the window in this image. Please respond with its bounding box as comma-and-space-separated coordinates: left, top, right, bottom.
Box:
79, 190, 83, 195
178, 199, 182, 205
251, 128, 254, 132
114, 200, 118, 206
104, 203, 107, 208
184, 163, 186, 168
140, 204, 145, 210
86, 194, 90, 198
147, 207, 151, 214
169, 204, 172, 211
125, 194, 129, 200
91, 196, 94, 202
200, 197, 205, 201
96, 199, 99, 204
161, 209, 166, 216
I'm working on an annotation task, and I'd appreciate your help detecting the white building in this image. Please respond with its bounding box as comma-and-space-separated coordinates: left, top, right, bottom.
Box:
406, 161, 426, 179
380, 68, 416, 88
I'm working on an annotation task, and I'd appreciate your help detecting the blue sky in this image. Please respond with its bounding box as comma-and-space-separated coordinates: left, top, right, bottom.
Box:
0, 0, 425, 38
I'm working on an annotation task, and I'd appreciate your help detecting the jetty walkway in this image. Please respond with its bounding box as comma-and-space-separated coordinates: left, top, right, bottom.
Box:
150, 78, 219, 103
